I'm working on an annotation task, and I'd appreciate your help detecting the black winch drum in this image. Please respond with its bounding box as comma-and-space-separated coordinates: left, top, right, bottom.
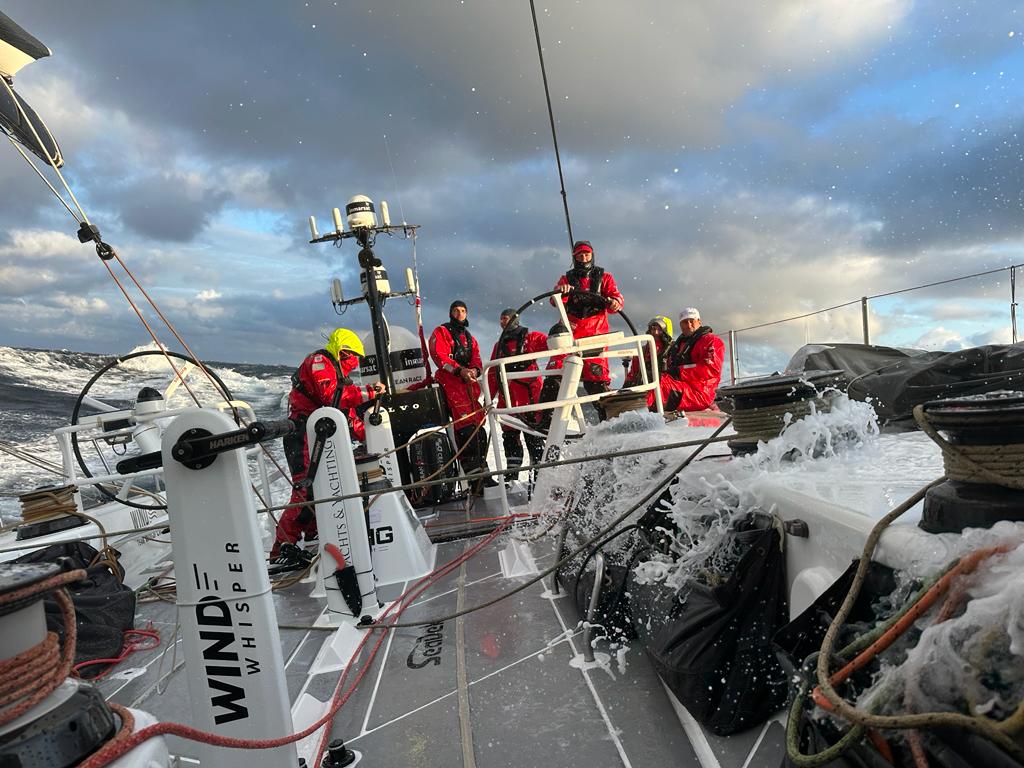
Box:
920, 391, 1024, 533
716, 369, 846, 454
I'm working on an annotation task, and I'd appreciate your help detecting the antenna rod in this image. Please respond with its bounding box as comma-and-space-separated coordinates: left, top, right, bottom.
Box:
529, 0, 574, 251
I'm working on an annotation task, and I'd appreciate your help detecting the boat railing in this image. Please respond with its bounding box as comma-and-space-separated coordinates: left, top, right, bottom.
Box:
481, 331, 664, 424
726, 261, 1023, 383
482, 332, 665, 513
49, 401, 277, 516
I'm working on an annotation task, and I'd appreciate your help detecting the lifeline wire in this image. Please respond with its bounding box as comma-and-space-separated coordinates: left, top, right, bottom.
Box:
0, 428, 734, 558
260, 429, 734, 515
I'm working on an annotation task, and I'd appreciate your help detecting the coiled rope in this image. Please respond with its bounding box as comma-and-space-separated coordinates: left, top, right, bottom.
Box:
729, 395, 832, 443
913, 403, 1024, 490
0, 569, 84, 726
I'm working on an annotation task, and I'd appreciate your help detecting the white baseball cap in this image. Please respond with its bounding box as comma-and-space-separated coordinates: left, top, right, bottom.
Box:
679, 307, 700, 322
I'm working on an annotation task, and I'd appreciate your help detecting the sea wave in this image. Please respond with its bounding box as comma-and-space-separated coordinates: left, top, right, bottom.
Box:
0, 344, 292, 523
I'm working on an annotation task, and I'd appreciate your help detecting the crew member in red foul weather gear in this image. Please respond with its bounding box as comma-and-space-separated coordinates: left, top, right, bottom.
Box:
625, 314, 673, 388
552, 241, 625, 394
487, 308, 548, 480
429, 300, 494, 493
655, 307, 725, 413
273, 328, 386, 559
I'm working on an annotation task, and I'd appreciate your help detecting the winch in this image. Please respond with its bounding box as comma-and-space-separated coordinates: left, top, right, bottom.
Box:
717, 369, 846, 454
0, 561, 167, 767
917, 390, 1024, 533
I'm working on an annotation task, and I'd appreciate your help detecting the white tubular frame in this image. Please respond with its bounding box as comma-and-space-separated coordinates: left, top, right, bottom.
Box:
482, 331, 664, 514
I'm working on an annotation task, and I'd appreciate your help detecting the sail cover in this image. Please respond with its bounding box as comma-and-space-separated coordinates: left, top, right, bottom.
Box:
0, 11, 63, 167
0, 10, 50, 78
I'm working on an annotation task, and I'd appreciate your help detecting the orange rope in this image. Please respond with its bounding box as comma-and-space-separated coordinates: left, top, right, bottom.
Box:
813, 543, 1013, 710
907, 729, 930, 768
0, 569, 86, 727
98, 258, 204, 408
866, 730, 894, 764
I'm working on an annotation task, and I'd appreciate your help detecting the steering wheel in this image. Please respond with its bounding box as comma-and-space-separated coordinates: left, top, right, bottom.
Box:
70, 349, 235, 511
507, 289, 639, 337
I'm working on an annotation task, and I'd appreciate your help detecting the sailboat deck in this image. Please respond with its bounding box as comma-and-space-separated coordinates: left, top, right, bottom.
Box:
88, 490, 781, 768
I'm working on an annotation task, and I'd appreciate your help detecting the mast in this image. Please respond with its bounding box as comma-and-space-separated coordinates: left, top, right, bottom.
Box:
529, 0, 575, 251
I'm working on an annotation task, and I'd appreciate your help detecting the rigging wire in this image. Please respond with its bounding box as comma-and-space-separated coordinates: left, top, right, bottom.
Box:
0, 75, 89, 223
1, 133, 79, 221
2, 75, 294, 484
528, 0, 575, 251
382, 133, 407, 227
734, 261, 1024, 334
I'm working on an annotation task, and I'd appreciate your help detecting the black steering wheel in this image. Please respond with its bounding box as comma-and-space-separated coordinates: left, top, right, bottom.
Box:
70, 349, 235, 511
507, 288, 639, 337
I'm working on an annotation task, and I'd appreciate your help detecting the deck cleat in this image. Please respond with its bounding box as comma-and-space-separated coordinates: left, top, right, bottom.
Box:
322, 737, 358, 767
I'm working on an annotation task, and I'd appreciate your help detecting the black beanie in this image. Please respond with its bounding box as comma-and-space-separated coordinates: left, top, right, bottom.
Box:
500, 307, 520, 333
449, 299, 467, 314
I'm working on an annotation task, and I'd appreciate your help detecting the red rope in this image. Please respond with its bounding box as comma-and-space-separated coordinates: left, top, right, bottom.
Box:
0, 570, 85, 727
78, 517, 515, 768
73, 627, 162, 681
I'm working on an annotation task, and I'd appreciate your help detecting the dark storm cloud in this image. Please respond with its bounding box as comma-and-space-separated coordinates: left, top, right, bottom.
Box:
865, 122, 1024, 252
2, 0, 1022, 364
108, 174, 231, 241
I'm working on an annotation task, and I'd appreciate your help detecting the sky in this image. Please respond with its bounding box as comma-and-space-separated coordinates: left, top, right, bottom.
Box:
1, 0, 1022, 373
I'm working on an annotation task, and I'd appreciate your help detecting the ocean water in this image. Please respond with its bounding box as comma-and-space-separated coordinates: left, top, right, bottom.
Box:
0, 344, 293, 524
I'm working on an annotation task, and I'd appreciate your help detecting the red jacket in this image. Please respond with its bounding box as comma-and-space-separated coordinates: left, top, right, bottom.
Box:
553, 267, 624, 339
625, 334, 668, 386
288, 350, 376, 439
429, 321, 485, 428
429, 322, 483, 376
661, 329, 725, 410
487, 326, 548, 406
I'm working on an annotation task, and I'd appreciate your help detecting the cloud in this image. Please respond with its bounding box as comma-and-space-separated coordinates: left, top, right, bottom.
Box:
0, 1, 1021, 365
912, 327, 966, 352
51, 295, 110, 314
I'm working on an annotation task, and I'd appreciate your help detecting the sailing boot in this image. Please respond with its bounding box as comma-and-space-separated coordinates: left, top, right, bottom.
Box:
524, 431, 545, 466
456, 426, 495, 495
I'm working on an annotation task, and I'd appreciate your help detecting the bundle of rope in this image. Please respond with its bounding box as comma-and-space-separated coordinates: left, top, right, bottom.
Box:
728, 395, 833, 444
913, 402, 1024, 491
17, 484, 78, 523
718, 370, 846, 451
599, 389, 650, 420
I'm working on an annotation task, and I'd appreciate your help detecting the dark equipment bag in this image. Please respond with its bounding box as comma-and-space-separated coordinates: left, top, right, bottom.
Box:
406, 431, 458, 507
14, 541, 137, 678
647, 516, 789, 736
